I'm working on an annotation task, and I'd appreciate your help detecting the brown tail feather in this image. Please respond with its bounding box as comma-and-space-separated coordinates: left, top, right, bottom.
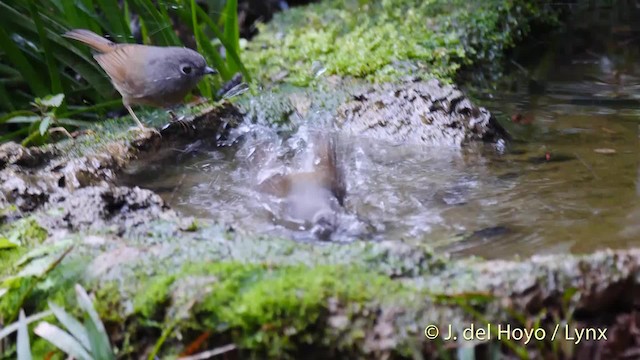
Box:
63, 29, 116, 53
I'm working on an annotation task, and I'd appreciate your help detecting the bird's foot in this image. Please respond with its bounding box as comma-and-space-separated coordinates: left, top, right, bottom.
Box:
166, 110, 193, 133
128, 125, 161, 137
48, 126, 74, 139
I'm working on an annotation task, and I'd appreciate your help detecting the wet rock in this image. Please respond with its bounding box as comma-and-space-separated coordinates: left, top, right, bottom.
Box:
336, 79, 507, 147
0, 104, 236, 230
0, 141, 57, 170
0, 143, 132, 212
42, 186, 168, 231
0, 169, 52, 212
462, 226, 512, 242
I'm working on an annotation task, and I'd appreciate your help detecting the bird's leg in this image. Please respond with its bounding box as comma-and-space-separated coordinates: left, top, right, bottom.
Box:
126, 104, 146, 130
126, 104, 160, 135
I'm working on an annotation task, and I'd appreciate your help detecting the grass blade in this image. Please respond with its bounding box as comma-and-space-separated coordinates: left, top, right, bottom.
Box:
34, 322, 94, 360
17, 309, 33, 360
0, 81, 15, 111
76, 0, 104, 34
94, 0, 131, 41
61, 99, 121, 118
190, 0, 212, 98
6, 116, 42, 124
85, 316, 115, 360
75, 284, 112, 358
48, 301, 91, 350
0, 27, 48, 97
0, 110, 38, 123
29, 2, 63, 99
196, 6, 250, 81
0, 310, 52, 341
60, 0, 90, 30
0, 127, 30, 142
56, 118, 91, 127
128, 0, 181, 46
0, 1, 114, 99
222, 0, 239, 73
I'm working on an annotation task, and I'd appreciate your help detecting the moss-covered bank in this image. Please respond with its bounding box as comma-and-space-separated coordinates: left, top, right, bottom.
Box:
243, 0, 558, 86
3, 209, 640, 358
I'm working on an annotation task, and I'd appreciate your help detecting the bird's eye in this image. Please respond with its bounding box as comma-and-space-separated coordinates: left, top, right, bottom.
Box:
180, 65, 193, 75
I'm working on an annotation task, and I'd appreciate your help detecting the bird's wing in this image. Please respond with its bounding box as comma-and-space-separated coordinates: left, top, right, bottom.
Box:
94, 45, 153, 100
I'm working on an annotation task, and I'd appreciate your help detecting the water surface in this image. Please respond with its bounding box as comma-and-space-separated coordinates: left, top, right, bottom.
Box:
121, 8, 640, 259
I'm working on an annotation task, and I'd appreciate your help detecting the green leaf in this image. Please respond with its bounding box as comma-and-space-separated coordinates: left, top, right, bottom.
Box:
0, 288, 7, 298
56, 118, 91, 127
0, 26, 48, 97
0, 80, 14, 111
29, 2, 64, 103
16, 239, 73, 267
222, 0, 239, 74
34, 322, 94, 360
85, 316, 115, 360
0, 1, 114, 99
0, 310, 53, 342
49, 301, 91, 350
38, 93, 65, 108
93, 0, 131, 40
6, 116, 42, 124
75, 284, 114, 359
196, 6, 251, 82
59, 0, 90, 30
17, 309, 33, 360
0, 110, 38, 123
17, 257, 54, 278
39, 116, 52, 136
0, 127, 30, 143
190, 0, 212, 99
128, 0, 180, 46
61, 98, 121, 118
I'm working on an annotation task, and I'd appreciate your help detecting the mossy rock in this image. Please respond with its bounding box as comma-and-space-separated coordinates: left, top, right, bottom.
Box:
243, 0, 559, 86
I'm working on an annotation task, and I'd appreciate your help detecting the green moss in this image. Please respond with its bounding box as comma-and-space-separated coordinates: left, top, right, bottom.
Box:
0, 247, 26, 276
201, 263, 404, 353
0, 250, 87, 323
0, 276, 37, 321
0, 217, 48, 248
243, 0, 558, 86
130, 261, 413, 357
133, 275, 176, 319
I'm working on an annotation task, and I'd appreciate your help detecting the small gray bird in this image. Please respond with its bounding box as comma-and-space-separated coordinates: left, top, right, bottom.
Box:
64, 29, 217, 130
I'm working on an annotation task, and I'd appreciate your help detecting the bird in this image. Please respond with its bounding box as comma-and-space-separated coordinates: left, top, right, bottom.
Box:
63, 29, 217, 131
256, 131, 345, 239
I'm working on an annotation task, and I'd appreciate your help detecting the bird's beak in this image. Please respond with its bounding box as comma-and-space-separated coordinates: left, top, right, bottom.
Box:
204, 66, 217, 75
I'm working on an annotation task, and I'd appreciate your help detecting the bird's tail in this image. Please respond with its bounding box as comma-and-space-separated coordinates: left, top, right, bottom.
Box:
63, 29, 116, 53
